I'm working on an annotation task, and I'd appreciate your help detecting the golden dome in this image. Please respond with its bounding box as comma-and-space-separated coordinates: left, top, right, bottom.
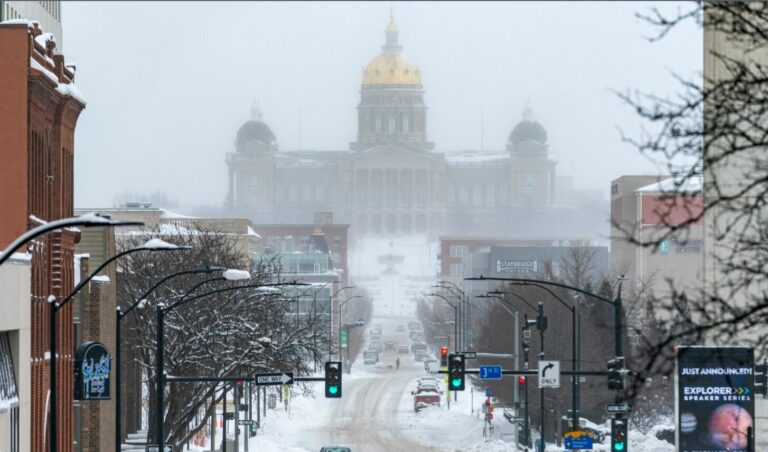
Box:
362, 53, 421, 86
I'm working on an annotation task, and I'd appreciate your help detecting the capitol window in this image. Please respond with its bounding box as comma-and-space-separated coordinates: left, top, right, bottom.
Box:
375, 117, 382, 133
403, 115, 410, 133
389, 116, 396, 133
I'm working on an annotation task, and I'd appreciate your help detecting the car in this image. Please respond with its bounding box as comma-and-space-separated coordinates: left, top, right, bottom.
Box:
398, 344, 409, 354
414, 351, 433, 362
417, 377, 442, 391
320, 447, 352, 452
370, 331, 381, 341
384, 341, 396, 351
411, 342, 427, 353
369, 341, 383, 353
412, 386, 441, 412
419, 375, 440, 384
409, 331, 424, 342
408, 321, 421, 330
363, 351, 379, 365
396, 325, 406, 332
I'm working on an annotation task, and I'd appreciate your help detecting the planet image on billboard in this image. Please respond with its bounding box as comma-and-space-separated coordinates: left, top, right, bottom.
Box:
680, 412, 697, 433
708, 403, 753, 449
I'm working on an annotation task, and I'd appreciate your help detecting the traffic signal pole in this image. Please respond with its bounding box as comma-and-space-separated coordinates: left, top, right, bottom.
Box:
538, 302, 546, 452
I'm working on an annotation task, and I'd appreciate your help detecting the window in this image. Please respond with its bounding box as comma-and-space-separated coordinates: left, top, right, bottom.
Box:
486, 184, 496, 207
333, 236, 341, 246
375, 117, 382, 133
288, 184, 298, 205
403, 115, 410, 133
450, 264, 463, 276
450, 245, 468, 258
473, 182, 483, 207
458, 184, 469, 206
447, 185, 456, 206
389, 116, 396, 133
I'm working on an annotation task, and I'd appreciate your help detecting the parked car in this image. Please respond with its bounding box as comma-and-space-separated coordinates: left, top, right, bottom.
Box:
418, 376, 441, 387
414, 351, 431, 362
398, 344, 409, 354
363, 351, 379, 365
412, 386, 441, 412
384, 341, 396, 351
369, 341, 383, 353
320, 447, 351, 452
396, 324, 406, 332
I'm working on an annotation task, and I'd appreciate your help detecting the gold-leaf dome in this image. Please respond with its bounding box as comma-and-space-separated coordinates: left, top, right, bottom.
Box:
362, 14, 421, 86
362, 53, 421, 86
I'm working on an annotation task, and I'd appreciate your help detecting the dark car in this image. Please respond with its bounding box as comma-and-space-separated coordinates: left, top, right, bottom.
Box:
320, 447, 352, 452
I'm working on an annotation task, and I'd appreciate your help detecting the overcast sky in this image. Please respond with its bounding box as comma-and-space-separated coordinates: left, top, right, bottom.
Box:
63, 1, 701, 209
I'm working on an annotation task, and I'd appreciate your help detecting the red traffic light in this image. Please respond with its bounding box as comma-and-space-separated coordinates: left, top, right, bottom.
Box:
518, 376, 526, 385
440, 346, 448, 356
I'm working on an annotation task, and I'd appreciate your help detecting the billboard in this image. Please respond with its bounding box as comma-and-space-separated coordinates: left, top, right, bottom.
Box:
676, 347, 754, 451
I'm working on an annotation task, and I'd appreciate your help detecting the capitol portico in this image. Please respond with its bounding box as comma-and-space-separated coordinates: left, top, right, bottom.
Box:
225, 15, 565, 237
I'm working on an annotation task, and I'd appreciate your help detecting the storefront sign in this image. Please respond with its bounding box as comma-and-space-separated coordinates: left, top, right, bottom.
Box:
676, 346, 754, 451
74, 341, 111, 400
496, 260, 538, 273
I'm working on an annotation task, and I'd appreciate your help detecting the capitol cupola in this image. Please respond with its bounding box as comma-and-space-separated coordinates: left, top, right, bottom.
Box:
351, 13, 433, 151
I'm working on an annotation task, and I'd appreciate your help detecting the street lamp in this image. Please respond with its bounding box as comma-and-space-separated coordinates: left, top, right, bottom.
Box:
0, 212, 142, 266
49, 238, 184, 452
424, 293, 459, 356
114, 265, 240, 451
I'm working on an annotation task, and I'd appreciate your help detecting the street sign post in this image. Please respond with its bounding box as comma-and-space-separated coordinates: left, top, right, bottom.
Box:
538, 360, 560, 388
606, 403, 632, 414
238, 419, 258, 427
461, 351, 477, 359
479, 365, 503, 381
254, 372, 294, 386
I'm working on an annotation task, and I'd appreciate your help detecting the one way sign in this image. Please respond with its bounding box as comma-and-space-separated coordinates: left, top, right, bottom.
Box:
255, 372, 294, 386
538, 360, 560, 388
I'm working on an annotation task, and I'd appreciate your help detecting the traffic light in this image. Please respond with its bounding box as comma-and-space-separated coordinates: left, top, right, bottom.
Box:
611, 418, 628, 451
440, 346, 449, 368
607, 357, 624, 391
518, 376, 526, 385
324, 361, 342, 398
448, 354, 465, 391
755, 362, 767, 397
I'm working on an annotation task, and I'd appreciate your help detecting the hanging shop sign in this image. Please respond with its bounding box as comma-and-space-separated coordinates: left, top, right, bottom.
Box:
74, 341, 111, 400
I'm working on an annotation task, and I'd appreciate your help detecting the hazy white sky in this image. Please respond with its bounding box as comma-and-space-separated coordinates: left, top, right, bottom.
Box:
64, 1, 701, 209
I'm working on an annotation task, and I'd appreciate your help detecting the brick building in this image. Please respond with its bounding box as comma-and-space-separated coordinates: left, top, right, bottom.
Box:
610, 175, 704, 303
0, 20, 85, 452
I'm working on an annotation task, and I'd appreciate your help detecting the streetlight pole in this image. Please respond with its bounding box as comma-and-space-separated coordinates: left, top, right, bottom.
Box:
424, 293, 458, 357
330, 285, 354, 360
50, 238, 182, 452
0, 213, 142, 266
115, 265, 228, 451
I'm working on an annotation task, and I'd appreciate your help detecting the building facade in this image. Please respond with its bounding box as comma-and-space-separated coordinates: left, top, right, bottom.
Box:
0, 1, 62, 49
610, 175, 704, 302
0, 256, 31, 452
0, 20, 85, 452
225, 17, 560, 237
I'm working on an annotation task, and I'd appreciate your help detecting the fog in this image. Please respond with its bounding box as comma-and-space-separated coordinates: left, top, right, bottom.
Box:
63, 1, 701, 210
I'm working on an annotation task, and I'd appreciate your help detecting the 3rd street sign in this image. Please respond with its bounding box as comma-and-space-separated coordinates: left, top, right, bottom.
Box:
254, 372, 294, 386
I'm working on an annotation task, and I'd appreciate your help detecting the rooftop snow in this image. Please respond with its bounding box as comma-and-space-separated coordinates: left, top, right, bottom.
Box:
636, 175, 703, 194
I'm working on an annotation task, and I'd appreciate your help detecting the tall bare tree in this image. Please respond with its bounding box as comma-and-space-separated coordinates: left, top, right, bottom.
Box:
616, 2, 768, 395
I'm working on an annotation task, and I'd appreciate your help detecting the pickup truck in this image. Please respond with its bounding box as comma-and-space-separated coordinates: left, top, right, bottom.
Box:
412, 387, 441, 412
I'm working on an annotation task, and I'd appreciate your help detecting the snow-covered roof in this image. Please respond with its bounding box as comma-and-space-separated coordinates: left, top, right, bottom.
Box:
1, 19, 40, 27
160, 209, 197, 219
91, 275, 110, 283
443, 151, 508, 164
636, 175, 703, 194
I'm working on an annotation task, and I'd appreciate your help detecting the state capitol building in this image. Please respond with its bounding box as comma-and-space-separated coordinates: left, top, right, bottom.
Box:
225, 16, 600, 238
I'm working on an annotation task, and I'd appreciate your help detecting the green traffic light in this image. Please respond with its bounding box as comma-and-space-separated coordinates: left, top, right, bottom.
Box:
451, 378, 462, 388
329, 386, 338, 395
614, 442, 625, 451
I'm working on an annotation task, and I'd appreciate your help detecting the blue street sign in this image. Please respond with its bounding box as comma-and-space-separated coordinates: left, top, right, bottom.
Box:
485, 388, 494, 397
479, 365, 502, 381
564, 432, 594, 450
